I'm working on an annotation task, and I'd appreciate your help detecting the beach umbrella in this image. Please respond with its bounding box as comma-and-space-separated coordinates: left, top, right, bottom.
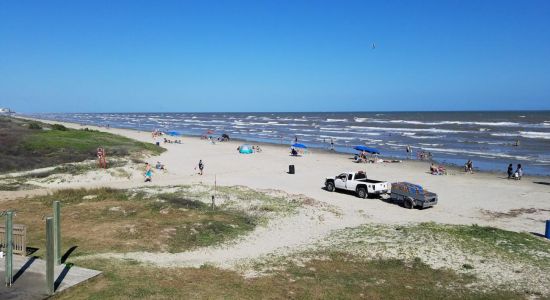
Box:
239, 144, 254, 154
353, 145, 380, 154
291, 143, 308, 149
166, 131, 181, 136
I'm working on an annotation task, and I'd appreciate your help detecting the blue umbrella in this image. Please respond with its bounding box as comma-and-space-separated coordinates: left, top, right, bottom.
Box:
354, 145, 380, 154
166, 131, 181, 136
291, 143, 308, 149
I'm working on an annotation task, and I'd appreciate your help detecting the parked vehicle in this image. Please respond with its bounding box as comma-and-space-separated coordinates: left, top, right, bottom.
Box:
325, 171, 390, 198
390, 182, 438, 209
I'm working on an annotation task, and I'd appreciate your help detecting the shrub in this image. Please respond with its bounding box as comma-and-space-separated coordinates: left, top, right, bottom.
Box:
51, 124, 68, 131
28, 122, 42, 130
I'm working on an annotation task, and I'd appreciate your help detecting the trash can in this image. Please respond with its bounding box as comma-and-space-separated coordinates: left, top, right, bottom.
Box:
546, 220, 550, 239
289, 165, 295, 174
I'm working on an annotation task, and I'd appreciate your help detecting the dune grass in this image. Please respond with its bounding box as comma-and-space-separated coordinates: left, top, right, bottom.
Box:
0, 116, 164, 174
0, 188, 256, 257
53, 254, 522, 300
1, 185, 539, 299
408, 223, 550, 267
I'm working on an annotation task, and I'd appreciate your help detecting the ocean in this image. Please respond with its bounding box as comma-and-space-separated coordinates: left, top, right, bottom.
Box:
28, 111, 550, 175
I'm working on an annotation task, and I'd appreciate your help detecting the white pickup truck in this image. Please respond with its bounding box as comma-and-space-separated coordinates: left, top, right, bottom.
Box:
325, 171, 390, 198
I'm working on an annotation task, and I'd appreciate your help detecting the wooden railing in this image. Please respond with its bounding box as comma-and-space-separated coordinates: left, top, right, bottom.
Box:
0, 224, 27, 256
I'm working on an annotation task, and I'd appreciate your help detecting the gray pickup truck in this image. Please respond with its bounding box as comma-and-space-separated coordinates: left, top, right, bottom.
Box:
390, 182, 438, 209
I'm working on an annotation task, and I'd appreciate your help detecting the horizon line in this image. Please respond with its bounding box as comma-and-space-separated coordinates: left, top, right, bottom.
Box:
18, 109, 550, 114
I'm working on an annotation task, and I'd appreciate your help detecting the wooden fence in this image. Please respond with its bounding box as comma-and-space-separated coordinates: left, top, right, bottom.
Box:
0, 224, 27, 256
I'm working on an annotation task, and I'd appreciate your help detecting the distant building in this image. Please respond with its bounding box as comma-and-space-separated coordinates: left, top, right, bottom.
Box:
0, 107, 14, 114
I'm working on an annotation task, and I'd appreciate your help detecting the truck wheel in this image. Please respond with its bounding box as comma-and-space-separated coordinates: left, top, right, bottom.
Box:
404, 197, 414, 209
357, 187, 367, 198
326, 182, 335, 192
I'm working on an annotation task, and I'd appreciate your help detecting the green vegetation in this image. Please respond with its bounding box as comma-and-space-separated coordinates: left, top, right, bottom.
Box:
136, 185, 307, 224
405, 223, 550, 267
28, 122, 42, 130
2, 184, 544, 298
54, 254, 522, 300
0, 116, 164, 173
326, 222, 550, 268
51, 123, 68, 131
0, 187, 256, 256
0, 179, 37, 191
216, 186, 304, 216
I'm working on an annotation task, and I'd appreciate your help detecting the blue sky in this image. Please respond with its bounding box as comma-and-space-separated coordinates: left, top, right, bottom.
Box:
1, 0, 549, 113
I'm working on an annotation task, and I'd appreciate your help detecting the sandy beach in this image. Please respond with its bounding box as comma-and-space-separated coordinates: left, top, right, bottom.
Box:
1, 116, 550, 297
6, 117, 549, 235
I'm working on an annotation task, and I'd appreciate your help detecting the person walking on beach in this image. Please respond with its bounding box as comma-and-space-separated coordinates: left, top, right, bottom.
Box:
144, 163, 152, 182
465, 160, 474, 174
507, 163, 514, 179
197, 160, 204, 175
406, 145, 412, 159
330, 138, 334, 151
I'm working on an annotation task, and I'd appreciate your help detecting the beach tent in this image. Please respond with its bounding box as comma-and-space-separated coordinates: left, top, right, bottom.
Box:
166, 131, 182, 136
353, 145, 380, 154
291, 143, 308, 149
239, 144, 254, 154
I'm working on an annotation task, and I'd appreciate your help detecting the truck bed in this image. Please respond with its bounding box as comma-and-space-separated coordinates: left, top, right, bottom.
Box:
357, 178, 384, 184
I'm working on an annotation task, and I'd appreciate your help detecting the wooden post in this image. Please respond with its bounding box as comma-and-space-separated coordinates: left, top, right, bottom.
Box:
53, 201, 61, 265
212, 175, 217, 210
46, 217, 54, 295
5, 211, 13, 287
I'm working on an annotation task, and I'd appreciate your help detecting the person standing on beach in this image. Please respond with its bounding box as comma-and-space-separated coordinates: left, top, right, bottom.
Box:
507, 164, 514, 179
97, 147, 107, 168
145, 163, 152, 182
294, 136, 298, 143
515, 164, 523, 180
406, 145, 412, 159
197, 160, 204, 175
330, 138, 334, 151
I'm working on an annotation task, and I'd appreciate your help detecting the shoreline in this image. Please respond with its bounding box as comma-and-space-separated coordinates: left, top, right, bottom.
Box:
16, 115, 548, 180
20, 111, 550, 176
